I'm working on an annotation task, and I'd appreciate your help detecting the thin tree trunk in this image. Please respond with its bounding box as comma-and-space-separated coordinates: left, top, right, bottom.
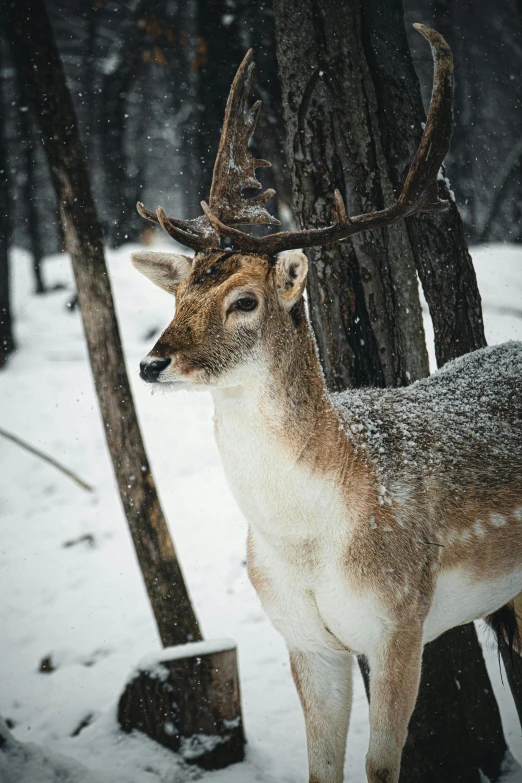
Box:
244, 1, 292, 221
15, 68, 46, 294
176, 2, 203, 220
274, 0, 509, 780
99, 0, 146, 247
0, 37, 14, 368
360, 0, 486, 367
84, 0, 98, 166
4, 0, 202, 649
195, 0, 245, 204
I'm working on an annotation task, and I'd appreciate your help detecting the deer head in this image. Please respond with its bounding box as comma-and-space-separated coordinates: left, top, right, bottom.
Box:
133, 24, 453, 388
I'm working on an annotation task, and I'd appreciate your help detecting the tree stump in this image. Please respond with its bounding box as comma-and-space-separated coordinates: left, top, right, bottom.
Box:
118, 640, 245, 770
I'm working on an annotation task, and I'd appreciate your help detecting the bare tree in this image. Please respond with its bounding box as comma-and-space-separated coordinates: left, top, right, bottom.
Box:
4, 0, 202, 649
194, 0, 245, 203
14, 67, 46, 294
405, 0, 522, 243
0, 37, 14, 368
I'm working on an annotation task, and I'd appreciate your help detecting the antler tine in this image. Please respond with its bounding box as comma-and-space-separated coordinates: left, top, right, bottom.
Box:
201, 200, 262, 253
155, 207, 219, 252
135, 50, 278, 252
397, 23, 453, 213
202, 24, 453, 257
209, 49, 280, 227
136, 202, 219, 252
202, 191, 351, 255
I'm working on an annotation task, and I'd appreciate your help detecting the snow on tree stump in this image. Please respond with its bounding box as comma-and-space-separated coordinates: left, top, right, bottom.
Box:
117, 639, 245, 770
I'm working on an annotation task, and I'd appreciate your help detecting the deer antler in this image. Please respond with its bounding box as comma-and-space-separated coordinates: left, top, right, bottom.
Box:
137, 24, 453, 257
136, 49, 279, 251
200, 23, 454, 256
208, 49, 280, 227
136, 202, 219, 252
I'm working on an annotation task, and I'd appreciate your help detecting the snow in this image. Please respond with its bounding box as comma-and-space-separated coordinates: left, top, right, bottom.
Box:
334, 340, 522, 489
1, 241, 522, 782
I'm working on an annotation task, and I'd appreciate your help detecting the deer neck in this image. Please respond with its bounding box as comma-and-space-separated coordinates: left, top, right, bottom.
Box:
212, 303, 328, 453
210, 303, 360, 541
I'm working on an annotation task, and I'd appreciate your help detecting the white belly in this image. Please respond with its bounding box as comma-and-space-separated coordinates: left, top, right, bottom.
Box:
423, 567, 522, 642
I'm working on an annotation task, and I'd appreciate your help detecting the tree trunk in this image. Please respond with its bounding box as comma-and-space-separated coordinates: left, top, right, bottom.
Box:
0, 37, 14, 369
194, 0, 245, 204
243, 1, 292, 221
118, 640, 245, 769
274, 0, 510, 780
99, 0, 150, 247
4, 0, 202, 649
361, 0, 486, 367
14, 68, 46, 295
274, 0, 429, 393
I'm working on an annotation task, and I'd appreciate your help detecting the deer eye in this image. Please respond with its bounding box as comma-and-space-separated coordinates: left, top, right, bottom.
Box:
229, 297, 258, 313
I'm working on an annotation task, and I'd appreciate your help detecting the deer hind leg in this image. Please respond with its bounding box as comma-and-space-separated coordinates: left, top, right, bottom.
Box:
365, 625, 423, 783
289, 647, 353, 783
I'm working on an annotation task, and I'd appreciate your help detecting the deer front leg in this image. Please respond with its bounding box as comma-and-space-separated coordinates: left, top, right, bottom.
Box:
365, 625, 423, 783
290, 647, 353, 783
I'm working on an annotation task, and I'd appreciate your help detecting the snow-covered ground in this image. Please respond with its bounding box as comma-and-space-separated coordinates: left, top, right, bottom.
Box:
1, 241, 521, 783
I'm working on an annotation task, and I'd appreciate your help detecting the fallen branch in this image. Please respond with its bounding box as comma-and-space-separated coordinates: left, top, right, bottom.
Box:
0, 426, 93, 492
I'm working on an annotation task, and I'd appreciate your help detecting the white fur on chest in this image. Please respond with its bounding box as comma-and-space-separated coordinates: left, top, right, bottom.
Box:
212, 386, 345, 546
212, 386, 385, 654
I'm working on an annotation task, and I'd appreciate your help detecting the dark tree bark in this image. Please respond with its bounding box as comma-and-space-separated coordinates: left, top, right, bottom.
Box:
0, 38, 14, 369
99, 0, 146, 247
360, 0, 486, 368
4, 0, 202, 649
194, 0, 245, 204
274, 0, 429, 394
274, 0, 510, 780
14, 68, 46, 295
167, 0, 207, 221
244, 1, 292, 221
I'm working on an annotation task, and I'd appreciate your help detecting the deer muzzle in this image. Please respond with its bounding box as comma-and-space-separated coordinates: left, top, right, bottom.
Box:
139, 356, 171, 383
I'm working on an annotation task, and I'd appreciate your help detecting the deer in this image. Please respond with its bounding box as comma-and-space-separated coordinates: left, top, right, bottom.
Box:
131, 24, 522, 783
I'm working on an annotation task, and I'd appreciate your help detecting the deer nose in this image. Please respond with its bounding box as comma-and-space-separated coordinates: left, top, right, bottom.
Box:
140, 357, 171, 383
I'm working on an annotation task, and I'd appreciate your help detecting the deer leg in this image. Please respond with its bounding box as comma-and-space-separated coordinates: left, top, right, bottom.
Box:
290, 647, 353, 783
365, 625, 423, 783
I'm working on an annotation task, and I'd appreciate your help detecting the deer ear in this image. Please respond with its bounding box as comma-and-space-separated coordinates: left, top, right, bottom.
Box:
131, 251, 192, 295
275, 250, 308, 310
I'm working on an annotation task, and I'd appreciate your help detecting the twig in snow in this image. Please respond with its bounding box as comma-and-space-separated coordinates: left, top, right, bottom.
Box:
0, 426, 93, 492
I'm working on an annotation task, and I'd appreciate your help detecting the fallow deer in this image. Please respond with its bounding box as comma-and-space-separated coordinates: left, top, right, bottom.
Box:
131, 25, 522, 783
